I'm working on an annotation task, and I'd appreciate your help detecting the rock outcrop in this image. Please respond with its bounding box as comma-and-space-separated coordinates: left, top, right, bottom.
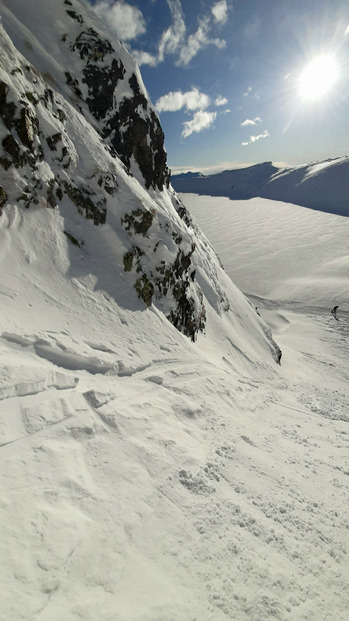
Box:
0, 0, 204, 341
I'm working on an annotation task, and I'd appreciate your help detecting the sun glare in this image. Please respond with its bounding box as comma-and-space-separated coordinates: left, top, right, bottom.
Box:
299, 55, 338, 100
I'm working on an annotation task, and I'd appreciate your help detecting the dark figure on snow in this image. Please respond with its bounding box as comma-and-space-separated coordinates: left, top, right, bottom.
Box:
331, 305, 339, 319
277, 349, 282, 365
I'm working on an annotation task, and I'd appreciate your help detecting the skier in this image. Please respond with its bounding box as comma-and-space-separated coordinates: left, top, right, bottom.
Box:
331, 305, 339, 320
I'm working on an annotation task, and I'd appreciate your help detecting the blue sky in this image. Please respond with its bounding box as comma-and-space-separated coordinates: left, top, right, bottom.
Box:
89, 0, 349, 173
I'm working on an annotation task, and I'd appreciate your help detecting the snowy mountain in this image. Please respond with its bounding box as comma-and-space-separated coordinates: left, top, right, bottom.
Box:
1, 2, 348, 620
172, 157, 349, 217
0, 0, 281, 354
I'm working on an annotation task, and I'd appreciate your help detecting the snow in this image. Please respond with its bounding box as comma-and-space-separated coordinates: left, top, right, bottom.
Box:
0, 1, 348, 619
1, 190, 348, 620
182, 195, 349, 310
172, 157, 349, 217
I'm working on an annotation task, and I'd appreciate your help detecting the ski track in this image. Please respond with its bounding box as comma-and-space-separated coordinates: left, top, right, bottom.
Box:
0, 307, 348, 620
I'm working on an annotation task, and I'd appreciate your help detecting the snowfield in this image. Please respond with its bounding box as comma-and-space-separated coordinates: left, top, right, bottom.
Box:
182, 194, 349, 310
1, 194, 348, 621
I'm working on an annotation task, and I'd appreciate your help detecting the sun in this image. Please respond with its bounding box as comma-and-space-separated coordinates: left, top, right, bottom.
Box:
299, 55, 338, 100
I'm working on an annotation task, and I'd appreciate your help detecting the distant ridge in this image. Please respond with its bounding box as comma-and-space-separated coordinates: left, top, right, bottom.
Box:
172, 171, 204, 179
171, 157, 349, 217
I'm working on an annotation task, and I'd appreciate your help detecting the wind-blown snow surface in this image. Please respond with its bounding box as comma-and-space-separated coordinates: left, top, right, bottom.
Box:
172, 157, 349, 217
1, 203, 348, 621
183, 195, 349, 310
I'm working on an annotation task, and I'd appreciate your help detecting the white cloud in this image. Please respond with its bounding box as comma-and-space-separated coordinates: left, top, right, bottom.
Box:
158, 0, 186, 62
215, 95, 228, 106
345, 24, 349, 35
132, 0, 228, 68
132, 50, 158, 67
94, 1, 146, 41
182, 110, 217, 138
241, 117, 262, 126
242, 130, 270, 146
211, 0, 229, 24
250, 130, 269, 142
177, 17, 226, 66
155, 88, 211, 112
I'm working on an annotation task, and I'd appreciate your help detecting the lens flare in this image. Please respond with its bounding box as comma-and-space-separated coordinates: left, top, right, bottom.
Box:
299, 55, 338, 100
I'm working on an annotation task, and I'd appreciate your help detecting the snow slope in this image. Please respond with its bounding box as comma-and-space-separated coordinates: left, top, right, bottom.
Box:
1, 195, 348, 621
172, 157, 349, 217
183, 194, 349, 310
0, 2, 348, 620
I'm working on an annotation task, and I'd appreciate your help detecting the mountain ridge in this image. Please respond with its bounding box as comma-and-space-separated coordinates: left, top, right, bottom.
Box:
172, 157, 349, 217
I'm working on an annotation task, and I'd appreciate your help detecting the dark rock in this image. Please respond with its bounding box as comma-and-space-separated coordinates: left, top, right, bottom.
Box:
65, 27, 170, 190
46, 179, 58, 207
112, 75, 169, 190
66, 10, 84, 24
174, 197, 193, 227
64, 231, 83, 247
25, 91, 39, 105
0, 157, 12, 170
65, 72, 83, 98
56, 186, 63, 201
123, 252, 134, 272
121, 208, 153, 236
0, 80, 17, 129
135, 274, 154, 307
121, 213, 205, 339
74, 30, 125, 122
73, 28, 114, 63
0, 185, 7, 209
16, 107, 38, 148
2, 134, 21, 161
123, 246, 144, 273
62, 181, 107, 225
168, 284, 205, 342
46, 132, 62, 151
85, 58, 125, 120
56, 108, 66, 123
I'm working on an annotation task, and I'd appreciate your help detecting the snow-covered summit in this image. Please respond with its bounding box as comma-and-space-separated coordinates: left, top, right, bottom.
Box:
172, 157, 349, 217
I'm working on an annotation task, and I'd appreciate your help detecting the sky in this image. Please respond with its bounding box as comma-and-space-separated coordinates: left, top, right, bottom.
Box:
89, 0, 349, 174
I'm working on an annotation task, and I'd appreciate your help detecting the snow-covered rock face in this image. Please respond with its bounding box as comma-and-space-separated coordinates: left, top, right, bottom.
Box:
0, 0, 204, 340
0, 0, 280, 358
0, 0, 169, 190
63, 12, 169, 191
